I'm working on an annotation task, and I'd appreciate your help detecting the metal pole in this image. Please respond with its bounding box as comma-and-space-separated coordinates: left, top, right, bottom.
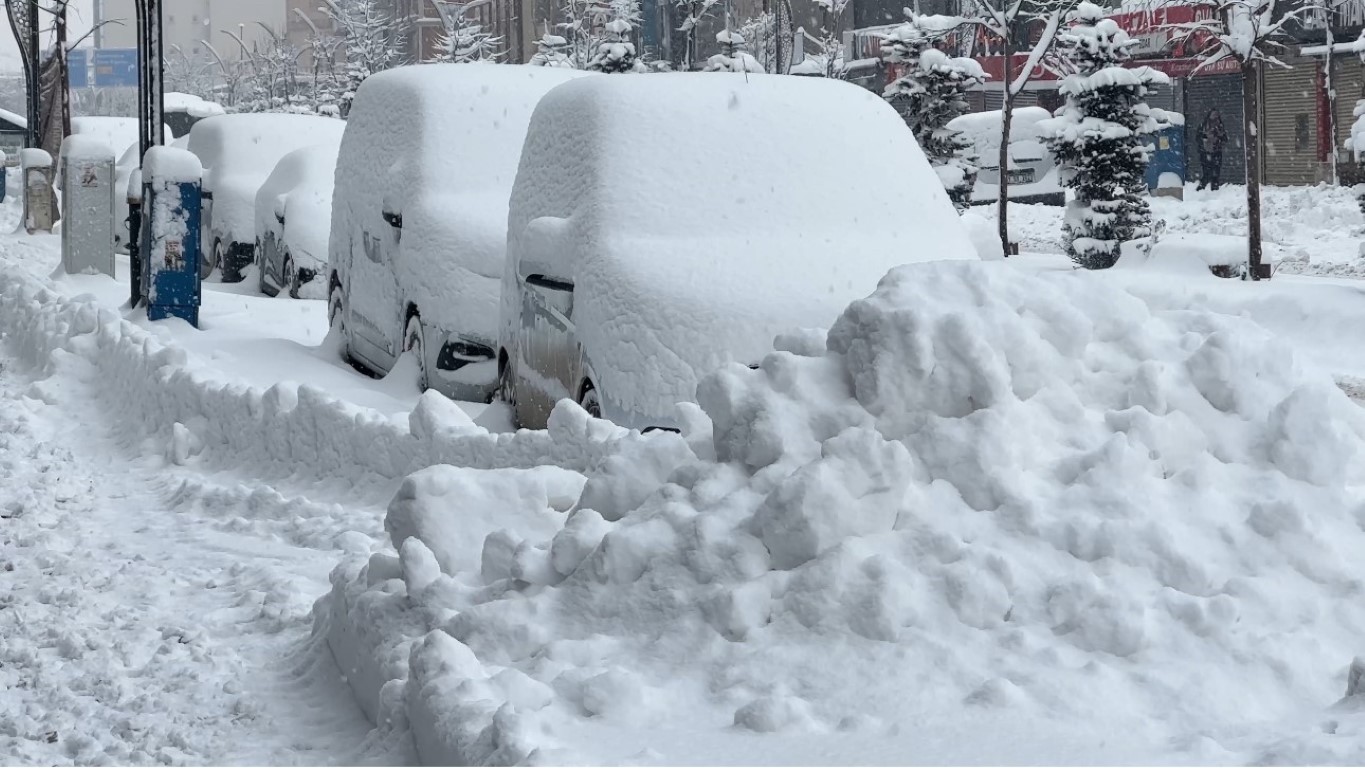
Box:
27, 0, 38, 148
93, 0, 101, 48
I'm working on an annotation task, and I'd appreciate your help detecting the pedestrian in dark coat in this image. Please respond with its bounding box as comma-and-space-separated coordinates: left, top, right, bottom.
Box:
1196, 109, 1228, 191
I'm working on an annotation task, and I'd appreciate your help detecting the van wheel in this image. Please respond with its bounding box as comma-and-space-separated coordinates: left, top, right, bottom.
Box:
201, 237, 222, 280
283, 257, 298, 299
404, 314, 428, 391
579, 384, 601, 419
329, 284, 350, 361
497, 355, 516, 407
255, 239, 269, 295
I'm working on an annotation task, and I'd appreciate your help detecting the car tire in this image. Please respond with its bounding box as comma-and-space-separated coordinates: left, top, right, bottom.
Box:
329, 283, 350, 360
256, 239, 270, 295
283, 256, 298, 299
498, 354, 517, 405
579, 383, 601, 419
200, 237, 221, 280
404, 314, 428, 392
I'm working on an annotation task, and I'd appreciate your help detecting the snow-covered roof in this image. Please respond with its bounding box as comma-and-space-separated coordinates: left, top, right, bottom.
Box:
144, 146, 203, 183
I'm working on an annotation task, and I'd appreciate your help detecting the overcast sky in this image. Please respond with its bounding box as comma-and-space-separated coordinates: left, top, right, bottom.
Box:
0, 1, 95, 74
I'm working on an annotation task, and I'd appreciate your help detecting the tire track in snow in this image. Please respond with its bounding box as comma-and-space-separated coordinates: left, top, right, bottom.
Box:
0, 339, 410, 765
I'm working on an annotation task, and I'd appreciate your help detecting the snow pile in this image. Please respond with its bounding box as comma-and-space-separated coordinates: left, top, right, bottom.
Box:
68, 116, 170, 159
1116, 231, 1286, 276
144, 146, 203, 183
328, 259, 1365, 764
0, 266, 634, 497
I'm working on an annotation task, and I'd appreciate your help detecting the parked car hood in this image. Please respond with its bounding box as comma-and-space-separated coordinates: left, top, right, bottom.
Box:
396, 193, 508, 343
573, 228, 975, 427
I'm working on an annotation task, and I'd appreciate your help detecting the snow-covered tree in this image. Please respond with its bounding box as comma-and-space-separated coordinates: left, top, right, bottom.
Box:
703, 29, 764, 72
1043, 2, 1171, 269
965, 0, 1076, 255
791, 0, 850, 78
737, 13, 778, 73
321, 0, 408, 114
881, 17, 986, 208
676, 0, 723, 68
1168, 0, 1314, 279
587, 18, 647, 72
428, 0, 505, 63
530, 24, 575, 67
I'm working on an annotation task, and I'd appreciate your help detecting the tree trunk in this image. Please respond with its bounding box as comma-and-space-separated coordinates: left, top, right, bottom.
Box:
997, 32, 1013, 258
1242, 59, 1264, 280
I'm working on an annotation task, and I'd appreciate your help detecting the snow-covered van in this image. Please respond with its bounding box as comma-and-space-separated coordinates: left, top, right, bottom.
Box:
948, 106, 1065, 207
187, 113, 346, 282
499, 74, 978, 431
328, 64, 590, 402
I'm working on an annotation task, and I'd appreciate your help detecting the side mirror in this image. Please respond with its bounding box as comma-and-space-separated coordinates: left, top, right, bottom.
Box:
382, 208, 402, 229
274, 195, 287, 226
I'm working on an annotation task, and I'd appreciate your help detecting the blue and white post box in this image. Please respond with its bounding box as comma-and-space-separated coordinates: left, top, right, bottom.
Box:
1146, 120, 1187, 200
141, 147, 202, 327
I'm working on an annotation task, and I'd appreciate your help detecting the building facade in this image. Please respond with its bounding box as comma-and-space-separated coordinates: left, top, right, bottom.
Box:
98, 0, 288, 60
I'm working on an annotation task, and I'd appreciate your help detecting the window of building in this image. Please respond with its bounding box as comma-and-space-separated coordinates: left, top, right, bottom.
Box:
1295, 113, 1311, 152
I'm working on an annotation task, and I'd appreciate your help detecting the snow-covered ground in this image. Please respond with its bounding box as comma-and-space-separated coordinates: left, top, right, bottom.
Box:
5, 183, 1365, 765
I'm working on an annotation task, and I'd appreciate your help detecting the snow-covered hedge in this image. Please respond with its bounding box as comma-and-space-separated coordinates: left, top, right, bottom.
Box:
324, 259, 1365, 764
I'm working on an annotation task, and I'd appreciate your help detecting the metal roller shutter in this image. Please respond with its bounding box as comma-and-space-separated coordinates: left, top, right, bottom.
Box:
1261, 54, 1321, 185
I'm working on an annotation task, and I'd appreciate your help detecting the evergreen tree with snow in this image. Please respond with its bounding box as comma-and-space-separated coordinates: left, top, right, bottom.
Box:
881, 17, 986, 209
1044, 2, 1171, 270
587, 19, 647, 73
703, 29, 764, 73
321, 0, 407, 115
428, 1, 505, 63
530, 24, 575, 67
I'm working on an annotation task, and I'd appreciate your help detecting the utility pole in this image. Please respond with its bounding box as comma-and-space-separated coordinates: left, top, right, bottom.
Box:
93, 0, 101, 47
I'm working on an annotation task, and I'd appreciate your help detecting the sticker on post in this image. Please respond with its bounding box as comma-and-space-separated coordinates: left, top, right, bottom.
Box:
164, 238, 183, 271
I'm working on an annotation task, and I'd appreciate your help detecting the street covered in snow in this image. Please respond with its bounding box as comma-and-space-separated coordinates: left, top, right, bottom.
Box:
6, 177, 1365, 765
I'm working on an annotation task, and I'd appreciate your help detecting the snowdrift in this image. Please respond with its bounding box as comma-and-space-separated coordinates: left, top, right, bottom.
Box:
0, 268, 632, 490
325, 260, 1365, 764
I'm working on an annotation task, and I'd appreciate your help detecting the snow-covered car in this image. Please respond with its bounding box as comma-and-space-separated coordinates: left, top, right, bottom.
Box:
499, 74, 978, 431
948, 106, 1065, 206
164, 91, 226, 139
329, 64, 590, 402
254, 143, 341, 299
187, 113, 346, 282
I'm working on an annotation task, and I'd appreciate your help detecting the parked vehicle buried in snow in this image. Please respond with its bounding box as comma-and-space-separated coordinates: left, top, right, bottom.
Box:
187, 113, 346, 282
328, 63, 590, 403
947, 106, 1065, 207
499, 73, 978, 432
254, 143, 341, 299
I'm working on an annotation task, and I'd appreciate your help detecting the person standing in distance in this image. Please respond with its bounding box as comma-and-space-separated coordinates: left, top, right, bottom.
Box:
1196, 109, 1228, 191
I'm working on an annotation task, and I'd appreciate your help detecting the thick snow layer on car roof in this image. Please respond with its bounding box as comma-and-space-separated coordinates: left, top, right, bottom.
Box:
332, 64, 590, 342
69, 116, 167, 159
165, 92, 226, 118
507, 73, 975, 424
189, 113, 346, 245
948, 106, 1053, 158
254, 142, 341, 270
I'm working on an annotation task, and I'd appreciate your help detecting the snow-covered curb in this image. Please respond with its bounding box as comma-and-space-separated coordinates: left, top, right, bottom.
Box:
0, 268, 632, 485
